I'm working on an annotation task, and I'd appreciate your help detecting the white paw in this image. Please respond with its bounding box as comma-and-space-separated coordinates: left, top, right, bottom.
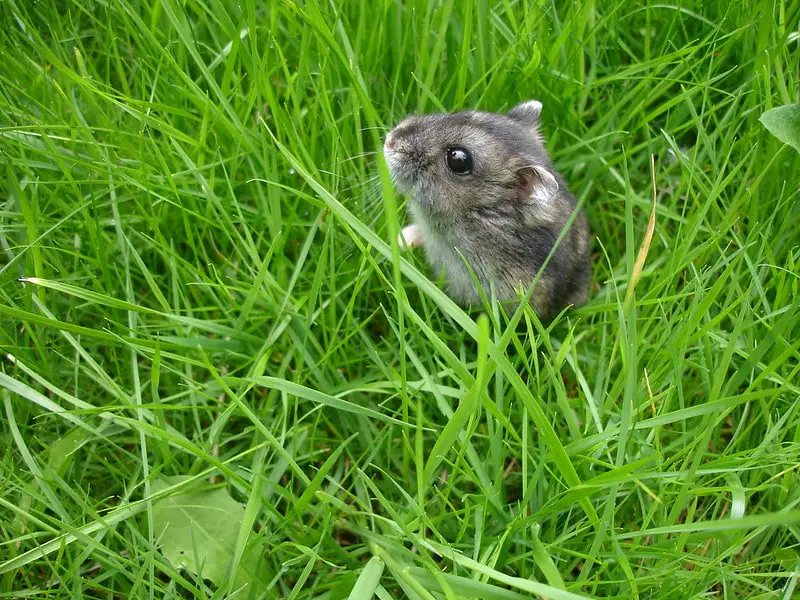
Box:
398, 224, 423, 250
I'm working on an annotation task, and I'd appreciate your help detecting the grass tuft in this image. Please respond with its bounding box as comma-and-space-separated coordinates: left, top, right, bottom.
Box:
1, 0, 799, 598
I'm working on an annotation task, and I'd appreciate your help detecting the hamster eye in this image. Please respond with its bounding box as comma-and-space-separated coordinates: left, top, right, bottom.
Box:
445, 147, 472, 175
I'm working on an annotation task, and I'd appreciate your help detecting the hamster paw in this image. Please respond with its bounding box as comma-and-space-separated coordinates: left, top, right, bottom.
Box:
398, 224, 423, 250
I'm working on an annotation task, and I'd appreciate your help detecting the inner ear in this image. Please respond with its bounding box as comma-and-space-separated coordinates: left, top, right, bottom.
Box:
515, 166, 558, 203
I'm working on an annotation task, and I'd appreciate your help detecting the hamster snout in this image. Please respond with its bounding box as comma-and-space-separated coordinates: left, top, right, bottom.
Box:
382, 101, 592, 319
383, 117, 423, 155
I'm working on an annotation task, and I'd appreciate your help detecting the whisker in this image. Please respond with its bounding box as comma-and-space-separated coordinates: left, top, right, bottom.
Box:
340, 151, 378, 163
340, 180, 376, 194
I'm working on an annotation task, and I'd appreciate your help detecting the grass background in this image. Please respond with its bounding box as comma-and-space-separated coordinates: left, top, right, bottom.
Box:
1, 0, 799, 598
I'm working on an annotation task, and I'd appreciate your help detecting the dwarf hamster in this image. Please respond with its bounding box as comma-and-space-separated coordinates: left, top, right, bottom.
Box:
383, 100, 590, 319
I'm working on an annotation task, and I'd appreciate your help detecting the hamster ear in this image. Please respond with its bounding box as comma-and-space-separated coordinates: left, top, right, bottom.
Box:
516, 165, 559, 203
508, 100, 543, 127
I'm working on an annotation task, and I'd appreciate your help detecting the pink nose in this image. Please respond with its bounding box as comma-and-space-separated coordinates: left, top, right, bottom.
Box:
384, 133, 394, 150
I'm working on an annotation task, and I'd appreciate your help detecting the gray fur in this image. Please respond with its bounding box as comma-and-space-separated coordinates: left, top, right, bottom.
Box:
384, 101, 591, 319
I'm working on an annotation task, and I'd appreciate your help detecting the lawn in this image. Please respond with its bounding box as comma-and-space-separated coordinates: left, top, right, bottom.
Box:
1, 0, 799, 598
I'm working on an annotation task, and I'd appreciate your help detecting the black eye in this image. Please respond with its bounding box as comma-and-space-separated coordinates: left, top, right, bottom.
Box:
445, 147, 472, 174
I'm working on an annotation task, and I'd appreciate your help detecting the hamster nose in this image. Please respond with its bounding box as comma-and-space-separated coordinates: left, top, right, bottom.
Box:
384, 132, 395, 150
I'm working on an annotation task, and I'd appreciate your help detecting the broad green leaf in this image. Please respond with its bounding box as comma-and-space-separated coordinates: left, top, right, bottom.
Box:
409, 568, 570, 600
347, 556, 385, 600
530, 524, 566, 590
415, 541, 593, 600
241, 376, 409, 426
615, 510, 800, 538
152, 476, 270, 594
422, 314, 490, 482
759, 104, 800, 153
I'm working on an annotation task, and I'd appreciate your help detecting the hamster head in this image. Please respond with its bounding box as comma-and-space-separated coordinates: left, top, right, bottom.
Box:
383, 100, 559, 221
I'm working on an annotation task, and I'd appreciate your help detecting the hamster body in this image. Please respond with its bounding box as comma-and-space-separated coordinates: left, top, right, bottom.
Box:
383, 101, 590, 318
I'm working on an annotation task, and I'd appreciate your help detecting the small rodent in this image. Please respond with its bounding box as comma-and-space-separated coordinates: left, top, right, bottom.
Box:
383, 100, 591, 319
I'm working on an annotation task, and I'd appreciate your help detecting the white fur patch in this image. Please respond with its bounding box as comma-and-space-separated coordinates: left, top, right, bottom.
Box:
398, 224, 423, 249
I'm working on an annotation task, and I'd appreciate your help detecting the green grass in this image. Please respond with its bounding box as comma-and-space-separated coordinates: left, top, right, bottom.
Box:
1, 0, 799, 597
